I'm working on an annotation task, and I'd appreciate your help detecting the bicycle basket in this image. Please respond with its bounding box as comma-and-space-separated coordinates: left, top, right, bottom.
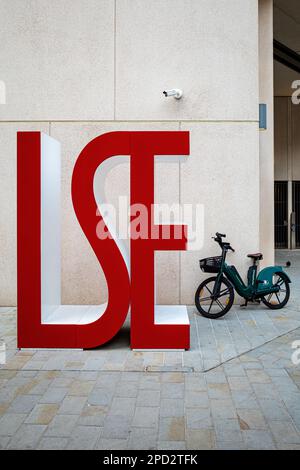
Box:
199, 256, 222, 273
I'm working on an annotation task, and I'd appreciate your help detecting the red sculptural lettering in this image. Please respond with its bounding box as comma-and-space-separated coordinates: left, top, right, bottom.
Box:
17, 131, 190, 349
130, 132, 189, 349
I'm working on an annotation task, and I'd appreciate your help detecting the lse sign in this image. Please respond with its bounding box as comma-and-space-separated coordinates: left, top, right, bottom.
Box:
17, 131, 190, 350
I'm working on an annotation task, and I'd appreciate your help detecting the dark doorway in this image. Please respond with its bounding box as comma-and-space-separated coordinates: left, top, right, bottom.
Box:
292, 181, 300, 248
274, 181, 288, 249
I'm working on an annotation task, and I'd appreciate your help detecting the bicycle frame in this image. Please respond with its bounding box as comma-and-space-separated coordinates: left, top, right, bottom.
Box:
212, 246, 284, 301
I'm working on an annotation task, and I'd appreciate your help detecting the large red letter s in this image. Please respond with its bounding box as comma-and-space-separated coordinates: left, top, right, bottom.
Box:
71, 132, 131, 347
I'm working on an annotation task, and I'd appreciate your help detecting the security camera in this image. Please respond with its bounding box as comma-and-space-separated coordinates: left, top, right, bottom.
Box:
163, 89, 183, 99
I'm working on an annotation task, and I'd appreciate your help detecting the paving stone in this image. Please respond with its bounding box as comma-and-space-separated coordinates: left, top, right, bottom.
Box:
203, 359, 220, 370
205, 370, 227, 384
207, 382, 231, 399
102, 415, 131, 439
82, 358, 106, 371
246, 369, 272, 384
161, 373, 184, 383
0, 413, 26, 435
223, 363, 246, 377
269, 421, 300, 444
78, 371, 99, 382
0, 436, 10, 449
127, 428, 157, 450
120, 371, 140, 382
66, 425, 102, 450
25, 404, 59, 425
185, 391, 209, 408
69, 380, 95, 396
7, 424, 46, 449
58, 396, 87, 415
231, 390, 260, 410
289, 409, 300, 430
157, 440, 186, 450
143, 353, 164, 367
44, 414, 78, 437
64, 361, 85, 370
164, 352, 183, 365
210, 399, 237, 419
281, 391, 300, 410
136, 390, 160, 407
186, 408, 212, 430
216, 429, 243, 444
159, 417, 185, 441
0, 388, 16, 405
160, 399, 184, 418
39, 387, 68, 404
241, 361, 263, 370
276, 444, 300, 450
88, 389, 113, 406
39, 370, 61, 380
8, 394, 40, 413
186, 429, 215, 450
251, 383, 281, 400
96, 438, 128, 450
271, 376, 299, 392
161, 382, 184, 399
213, 418, 241, 441
237, 409, 267, 430
78, 404, 107, 427
51, 377, 74, 388
139, 375, 161, 391
110, 397, 136, 418
184, 375, 206, 391
227, 376, 250, 391
115, 382, 139, 398
242, 430, 276, 450
28, 379, 53, 395
217, 441, 247, 450
6, 355, 31, 370
37, 437, 69, 450
132, 406, 159, 428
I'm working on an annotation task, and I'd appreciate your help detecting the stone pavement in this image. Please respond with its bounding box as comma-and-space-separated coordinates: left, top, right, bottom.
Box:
0, 250, 299, 449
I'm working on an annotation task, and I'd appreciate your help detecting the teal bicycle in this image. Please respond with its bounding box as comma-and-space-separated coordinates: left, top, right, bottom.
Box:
195, 232, 291, 319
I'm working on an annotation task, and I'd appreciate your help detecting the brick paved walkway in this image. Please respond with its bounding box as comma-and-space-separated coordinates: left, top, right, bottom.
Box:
0, 250, 299, 449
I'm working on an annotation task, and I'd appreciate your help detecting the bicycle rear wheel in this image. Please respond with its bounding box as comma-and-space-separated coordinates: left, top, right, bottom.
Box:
261, 272, 290, 309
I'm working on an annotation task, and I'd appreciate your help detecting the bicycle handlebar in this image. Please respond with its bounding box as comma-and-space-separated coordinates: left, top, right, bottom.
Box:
213, 232, 235, 252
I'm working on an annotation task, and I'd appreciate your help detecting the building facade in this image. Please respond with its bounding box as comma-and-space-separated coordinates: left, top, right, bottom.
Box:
0, 0, 277, 306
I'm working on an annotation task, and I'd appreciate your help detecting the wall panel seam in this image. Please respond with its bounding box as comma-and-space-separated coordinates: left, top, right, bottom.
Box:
0, 120, 260, 124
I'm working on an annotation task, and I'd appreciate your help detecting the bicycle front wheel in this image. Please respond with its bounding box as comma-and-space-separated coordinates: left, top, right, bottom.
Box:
195, 276, 234, 319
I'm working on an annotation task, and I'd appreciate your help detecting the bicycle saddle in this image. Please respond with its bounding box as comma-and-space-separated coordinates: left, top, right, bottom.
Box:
247, 253, 263, 260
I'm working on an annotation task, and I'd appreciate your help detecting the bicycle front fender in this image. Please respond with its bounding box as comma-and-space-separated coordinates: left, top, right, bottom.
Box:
256, 266, 291, 293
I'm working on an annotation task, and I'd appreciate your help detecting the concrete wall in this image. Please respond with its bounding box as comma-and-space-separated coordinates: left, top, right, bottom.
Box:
0, 0, 261, 306
258, 0, 274, 267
